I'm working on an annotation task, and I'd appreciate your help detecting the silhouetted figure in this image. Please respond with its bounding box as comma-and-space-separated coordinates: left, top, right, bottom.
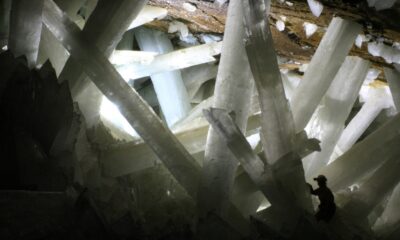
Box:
308, 175, 336, 222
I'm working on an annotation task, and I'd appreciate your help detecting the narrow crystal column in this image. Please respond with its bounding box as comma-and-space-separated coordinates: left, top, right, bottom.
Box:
58, 0, 148, 127
384, 67, 400, 111
290, 17, 362, 132
318, 113, 400, 191
113, 41, 222, 80
341, 143, 400, 221
303, 57, 370, 178
8, 0, 43, 68
134, 27, 191, 127
0, 0, 11, 47
330, 87, 392, 160
196, 0, 254, 219
243, 0, 312, 212
42, 0, 250, 235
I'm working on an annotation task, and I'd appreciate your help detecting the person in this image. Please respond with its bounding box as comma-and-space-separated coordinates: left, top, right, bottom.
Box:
307, 175, 336, 222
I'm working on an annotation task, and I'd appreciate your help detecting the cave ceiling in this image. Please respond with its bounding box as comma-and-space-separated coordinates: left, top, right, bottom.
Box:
146, 0, 400, 81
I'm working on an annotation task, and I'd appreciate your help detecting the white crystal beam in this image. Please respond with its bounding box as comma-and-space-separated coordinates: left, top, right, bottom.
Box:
134, 27, 191, 127
318, 113, 400, 191
243, 0, 312, 212
8, 0, 43, 68
384, 67, 400, 111
112, 41, 222, 80
304, 57, 370, 178
196, 0, 254, 219
244, 0, 293, 165
290, 17, 362, 132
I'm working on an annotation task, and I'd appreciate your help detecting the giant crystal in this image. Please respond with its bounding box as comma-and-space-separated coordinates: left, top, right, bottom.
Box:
196, 0, 254, 220
134, 27, 191, 127
304, 57, 370, 178
290, 17, 362, 132
243, 0, 312, 212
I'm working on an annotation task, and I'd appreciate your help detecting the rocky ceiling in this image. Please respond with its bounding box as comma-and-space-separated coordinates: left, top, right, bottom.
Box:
146, 0, 400, 80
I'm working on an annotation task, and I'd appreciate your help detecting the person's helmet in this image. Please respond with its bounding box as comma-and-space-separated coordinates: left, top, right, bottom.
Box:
313, 175, 327, 183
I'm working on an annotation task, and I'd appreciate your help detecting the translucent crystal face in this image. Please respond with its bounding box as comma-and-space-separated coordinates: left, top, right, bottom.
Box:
100, 96, 138, 137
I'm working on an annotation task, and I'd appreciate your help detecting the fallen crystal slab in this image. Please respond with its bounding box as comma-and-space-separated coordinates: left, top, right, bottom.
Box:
113, 41, 222, 80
